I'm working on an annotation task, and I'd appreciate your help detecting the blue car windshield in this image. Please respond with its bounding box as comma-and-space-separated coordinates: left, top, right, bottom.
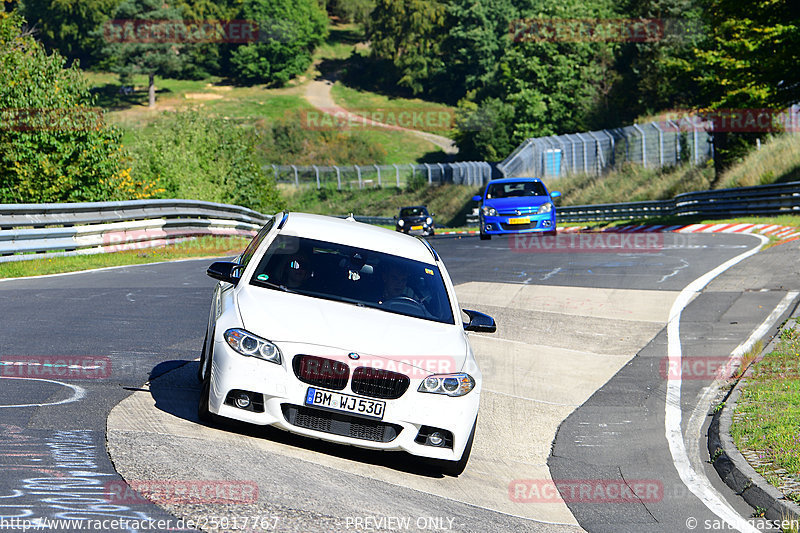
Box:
486, 181, 547, 199
250, 235, 455, 324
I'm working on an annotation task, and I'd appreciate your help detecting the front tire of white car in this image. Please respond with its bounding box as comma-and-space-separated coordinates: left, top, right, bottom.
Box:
432, 417, 476, 477
197, 349, 219, 425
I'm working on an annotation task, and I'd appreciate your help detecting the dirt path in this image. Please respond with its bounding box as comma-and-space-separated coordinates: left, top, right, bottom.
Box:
304, 79, 458, 155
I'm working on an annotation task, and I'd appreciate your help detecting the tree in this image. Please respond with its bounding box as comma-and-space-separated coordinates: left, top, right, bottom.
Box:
683, 0, 799, 174
102, 0, 192, 107
0, 10, 131, 203
366, 0, 446, 95
229, 0, 328, 85
19, 0, 121, 67
439, 0, 517, 100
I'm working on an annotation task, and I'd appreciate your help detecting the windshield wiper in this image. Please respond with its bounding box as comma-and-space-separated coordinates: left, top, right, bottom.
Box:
253, 279, 299, 294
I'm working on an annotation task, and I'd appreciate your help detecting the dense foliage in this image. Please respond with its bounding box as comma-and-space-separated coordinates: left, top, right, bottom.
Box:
0, 11, 130, 203
129, 112, 285, 213
230, 0, 328, 85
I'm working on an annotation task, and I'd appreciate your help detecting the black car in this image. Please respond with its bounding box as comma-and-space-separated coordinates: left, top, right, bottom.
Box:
395, 206, 435, 236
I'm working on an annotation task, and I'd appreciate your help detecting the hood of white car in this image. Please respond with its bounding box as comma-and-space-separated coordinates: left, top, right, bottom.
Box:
236, 285, 469, 371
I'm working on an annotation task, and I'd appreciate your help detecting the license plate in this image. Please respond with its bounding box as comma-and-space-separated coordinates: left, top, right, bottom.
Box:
304, 388, 386, 420
507, 217, 531, 224
411, 225, 423, 230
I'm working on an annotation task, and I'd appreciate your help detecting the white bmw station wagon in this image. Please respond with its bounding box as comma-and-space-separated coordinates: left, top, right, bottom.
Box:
198, 212, 495, 475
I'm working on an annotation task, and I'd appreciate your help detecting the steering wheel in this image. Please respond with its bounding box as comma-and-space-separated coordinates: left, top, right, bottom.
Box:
383, 296, 426, 313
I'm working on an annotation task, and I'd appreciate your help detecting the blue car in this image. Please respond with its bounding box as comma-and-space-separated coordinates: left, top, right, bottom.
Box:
473, 178, 561, 240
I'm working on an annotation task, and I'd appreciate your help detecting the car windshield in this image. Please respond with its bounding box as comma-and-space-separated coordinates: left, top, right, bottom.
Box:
486, 182, 547, 199
399, 207, 427, 217
250, 235, 454, 324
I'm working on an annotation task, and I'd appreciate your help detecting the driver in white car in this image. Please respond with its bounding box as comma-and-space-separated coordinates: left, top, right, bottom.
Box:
379, 265, 417, 303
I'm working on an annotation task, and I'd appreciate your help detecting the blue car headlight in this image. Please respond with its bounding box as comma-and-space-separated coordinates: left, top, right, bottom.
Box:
537, 202, 554, 214
482, 206, 498, 217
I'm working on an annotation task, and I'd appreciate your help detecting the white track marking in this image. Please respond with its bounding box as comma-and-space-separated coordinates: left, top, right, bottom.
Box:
0, 377, 86, 408
685, 291, 799, 499
665, 234, 767, 532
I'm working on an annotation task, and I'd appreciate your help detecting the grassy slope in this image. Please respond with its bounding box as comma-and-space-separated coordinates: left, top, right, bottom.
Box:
543, 133, 800, 207
88, 23, 448, 165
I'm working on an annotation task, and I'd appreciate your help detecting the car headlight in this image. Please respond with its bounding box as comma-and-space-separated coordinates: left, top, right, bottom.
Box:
224, 329, 282, 364
537, 202, 553, 214
418, 373, 475, 397
398, 219, 405, 227
482, 206, 498, 217
426, 217, 433, 225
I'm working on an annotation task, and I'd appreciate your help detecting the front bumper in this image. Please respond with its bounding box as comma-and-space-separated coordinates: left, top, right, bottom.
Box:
396, 223, 434, 236
207, 341, 479, 461
481, 213, 556, 235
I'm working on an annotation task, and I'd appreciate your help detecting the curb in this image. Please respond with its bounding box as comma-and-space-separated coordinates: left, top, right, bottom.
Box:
708, 312, 800, 522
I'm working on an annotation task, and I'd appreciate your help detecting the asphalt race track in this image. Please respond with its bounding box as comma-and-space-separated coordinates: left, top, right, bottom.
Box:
1, 231, 799, 533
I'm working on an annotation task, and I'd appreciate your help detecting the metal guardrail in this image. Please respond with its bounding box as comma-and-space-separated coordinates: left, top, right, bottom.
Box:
3, 180, 799, 262
0, 200, 270, 263
557, 181, 800, 223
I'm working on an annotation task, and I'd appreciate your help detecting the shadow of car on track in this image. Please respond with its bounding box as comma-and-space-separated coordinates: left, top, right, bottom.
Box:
146, 360, 450, 478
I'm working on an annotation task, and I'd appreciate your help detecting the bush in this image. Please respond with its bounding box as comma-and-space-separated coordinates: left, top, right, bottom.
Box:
0, 11, 130, 203
128, 112, 285, 213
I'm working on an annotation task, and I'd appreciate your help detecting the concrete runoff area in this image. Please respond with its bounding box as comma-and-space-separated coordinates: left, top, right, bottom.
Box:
106, 282, 680, 530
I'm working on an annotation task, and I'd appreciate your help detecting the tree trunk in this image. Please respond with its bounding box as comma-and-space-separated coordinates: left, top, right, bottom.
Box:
148, 73, 156, 108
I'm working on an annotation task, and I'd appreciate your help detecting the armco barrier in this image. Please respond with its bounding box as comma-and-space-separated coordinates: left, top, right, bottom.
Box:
0, 200, 270, 263
4, 180, 800, 262
556, 181, 800, 223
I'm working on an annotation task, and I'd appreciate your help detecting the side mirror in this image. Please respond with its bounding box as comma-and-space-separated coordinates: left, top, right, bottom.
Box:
393, 215, 398, 219
472, 195, 482, 202
550, 191, 561, 199
462, 309, 496, 333
207, 261, 242, 285
430, 212, 436, 217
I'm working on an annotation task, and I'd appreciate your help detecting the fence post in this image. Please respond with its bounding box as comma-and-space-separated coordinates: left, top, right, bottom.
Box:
668, 120, 680, 163
272, 164, 278, 182
393, 164, 400, 187
335, 166, 341, 190
632, 124, 646, 168
356, 165, 362, 189
313, 165, 320, 189
375, 164, 381, 187
291, 165, 298, 186
425, 164, 431, 184
651, 122, 664, 168
437, 163, 445, 184
603, 130, 615, 167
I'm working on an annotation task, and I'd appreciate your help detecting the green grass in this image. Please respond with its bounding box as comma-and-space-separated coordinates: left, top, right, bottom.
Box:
0, 236, 250, 279
331, 83, 456, 138
716, 134, 800, 189
731, 321, 800, 503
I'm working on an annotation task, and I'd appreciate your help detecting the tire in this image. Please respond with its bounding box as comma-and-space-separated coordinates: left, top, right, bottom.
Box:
433, 418, 477, 477
544, 229, 557, 237
197, 350, 218, 424
479, 232, 491, 240
197, 329, 209, 382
